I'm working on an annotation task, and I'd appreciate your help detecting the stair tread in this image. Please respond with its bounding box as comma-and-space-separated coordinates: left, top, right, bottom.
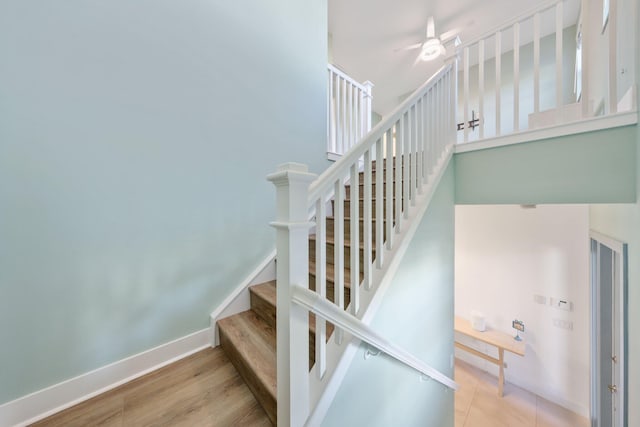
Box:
218, 311, 276, 423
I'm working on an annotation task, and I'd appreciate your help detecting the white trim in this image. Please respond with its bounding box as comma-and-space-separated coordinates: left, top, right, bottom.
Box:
0, 328, 212, 427
326, 151, 342, 162
454, 111, 638, 153
589, 230, 625, 254
209, 250, 276, 346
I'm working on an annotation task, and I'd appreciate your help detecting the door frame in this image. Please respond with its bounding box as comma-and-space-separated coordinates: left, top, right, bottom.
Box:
589, 230, 628, 427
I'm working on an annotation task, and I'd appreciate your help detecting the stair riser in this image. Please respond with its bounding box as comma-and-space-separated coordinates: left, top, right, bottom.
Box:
325, 217, 388, 243
248, 290, 332, 370
219, 327, 276, 425
308, 241, 373, 270
333, 199, 398, 220
345, 182, 400, 199
309, 274, 353, 306
250, 291, 276, 330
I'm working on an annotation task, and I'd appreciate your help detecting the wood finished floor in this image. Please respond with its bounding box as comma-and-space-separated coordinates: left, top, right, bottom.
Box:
31, 348, 271, 427
455, 359, 589, 427
30, 349, 590, 427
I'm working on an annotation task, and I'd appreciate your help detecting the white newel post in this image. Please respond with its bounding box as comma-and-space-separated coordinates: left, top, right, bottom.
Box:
267, 163, 316, 427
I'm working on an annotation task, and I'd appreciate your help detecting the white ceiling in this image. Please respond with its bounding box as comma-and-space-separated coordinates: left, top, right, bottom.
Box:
328, 0, 580, 117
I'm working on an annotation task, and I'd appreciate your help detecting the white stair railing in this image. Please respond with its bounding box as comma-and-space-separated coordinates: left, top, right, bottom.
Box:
457, 0, 574, 142
456, 0, 635, 144
269, 62, 457, 426
327, 64, 374, 158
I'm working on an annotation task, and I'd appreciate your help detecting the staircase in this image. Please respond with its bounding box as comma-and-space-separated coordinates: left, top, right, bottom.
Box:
217, 158, 396, 425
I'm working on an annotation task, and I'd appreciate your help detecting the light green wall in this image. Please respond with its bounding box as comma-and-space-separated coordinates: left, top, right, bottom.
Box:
455, 125, 637, 204
0, 0, 328, 404
322, 163, 455, 427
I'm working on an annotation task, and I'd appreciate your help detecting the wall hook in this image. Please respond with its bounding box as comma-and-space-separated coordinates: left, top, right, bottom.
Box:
364, 344, 381, 360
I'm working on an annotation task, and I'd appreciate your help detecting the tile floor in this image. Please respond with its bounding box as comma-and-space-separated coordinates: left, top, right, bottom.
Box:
455, 359, 589, 427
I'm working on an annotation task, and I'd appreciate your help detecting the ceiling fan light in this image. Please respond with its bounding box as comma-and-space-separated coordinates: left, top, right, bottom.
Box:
420, 39, 445, 61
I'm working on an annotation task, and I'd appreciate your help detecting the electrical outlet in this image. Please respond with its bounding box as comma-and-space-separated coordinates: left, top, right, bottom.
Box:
534, 294, 547, 305
553, 318, 573, 330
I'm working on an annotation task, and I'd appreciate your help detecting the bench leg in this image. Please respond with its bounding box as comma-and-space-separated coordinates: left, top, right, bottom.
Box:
498, 348, 505, 397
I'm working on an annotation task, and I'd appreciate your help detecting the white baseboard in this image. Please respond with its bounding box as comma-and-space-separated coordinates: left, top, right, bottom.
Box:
0, 327, 212, 427
210, 250, 276, 346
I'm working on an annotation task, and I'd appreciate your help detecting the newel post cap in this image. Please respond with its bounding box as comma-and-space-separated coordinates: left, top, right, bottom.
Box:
266, 162, 317, 186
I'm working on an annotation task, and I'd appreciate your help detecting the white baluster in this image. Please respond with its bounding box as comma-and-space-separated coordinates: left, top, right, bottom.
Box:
375, 138, 384, 268
347, 82, 354, 150
420, 93, 429, 184
416, 98, 424, 192
336, 76, 342, 154
463, 47, 470, 142
363, 149, 373, 289
608, 0, 617, 114
395, 118, 403, 233
411, 105, 417, 207
514, 22, 520, 132
334, 177, 344, 344
364, 81, 374, 133
478, 40, 485, 139
349, 163, 360, 315
341, 78, 348, 153
403, 111, 410, 220
385, 128, 393, 250
315, 197, 327, 379
555, 1, 563, 108
428, 88, 433, 172
327, 69, 332, 154
495, 31, 502, 136
533, 13, 541, 114
267, 163, 315, 427
581, 0, 590, 117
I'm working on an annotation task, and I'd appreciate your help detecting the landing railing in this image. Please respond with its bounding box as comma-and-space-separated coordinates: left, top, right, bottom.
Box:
269, 62, 457, 426
327, 64, 374, 158
456, 0, 637, 145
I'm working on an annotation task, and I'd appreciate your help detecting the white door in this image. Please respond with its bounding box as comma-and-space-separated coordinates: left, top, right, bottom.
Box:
590, 232, 627, 427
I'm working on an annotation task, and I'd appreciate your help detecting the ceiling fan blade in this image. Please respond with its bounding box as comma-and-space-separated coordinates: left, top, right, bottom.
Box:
394, 43, 422, 52
412, 53, 424, 67
440, 28, 462, 43
427, 16, 435, 39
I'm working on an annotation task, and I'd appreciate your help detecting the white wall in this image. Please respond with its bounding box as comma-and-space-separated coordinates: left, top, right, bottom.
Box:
455, 204, 590, 416
584, 0, 637, 115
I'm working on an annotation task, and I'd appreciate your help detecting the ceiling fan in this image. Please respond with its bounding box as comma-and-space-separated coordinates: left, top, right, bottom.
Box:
399, 17, 462, 62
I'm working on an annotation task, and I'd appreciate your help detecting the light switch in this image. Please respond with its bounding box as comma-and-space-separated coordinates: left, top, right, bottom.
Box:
550, 297, 573, 312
